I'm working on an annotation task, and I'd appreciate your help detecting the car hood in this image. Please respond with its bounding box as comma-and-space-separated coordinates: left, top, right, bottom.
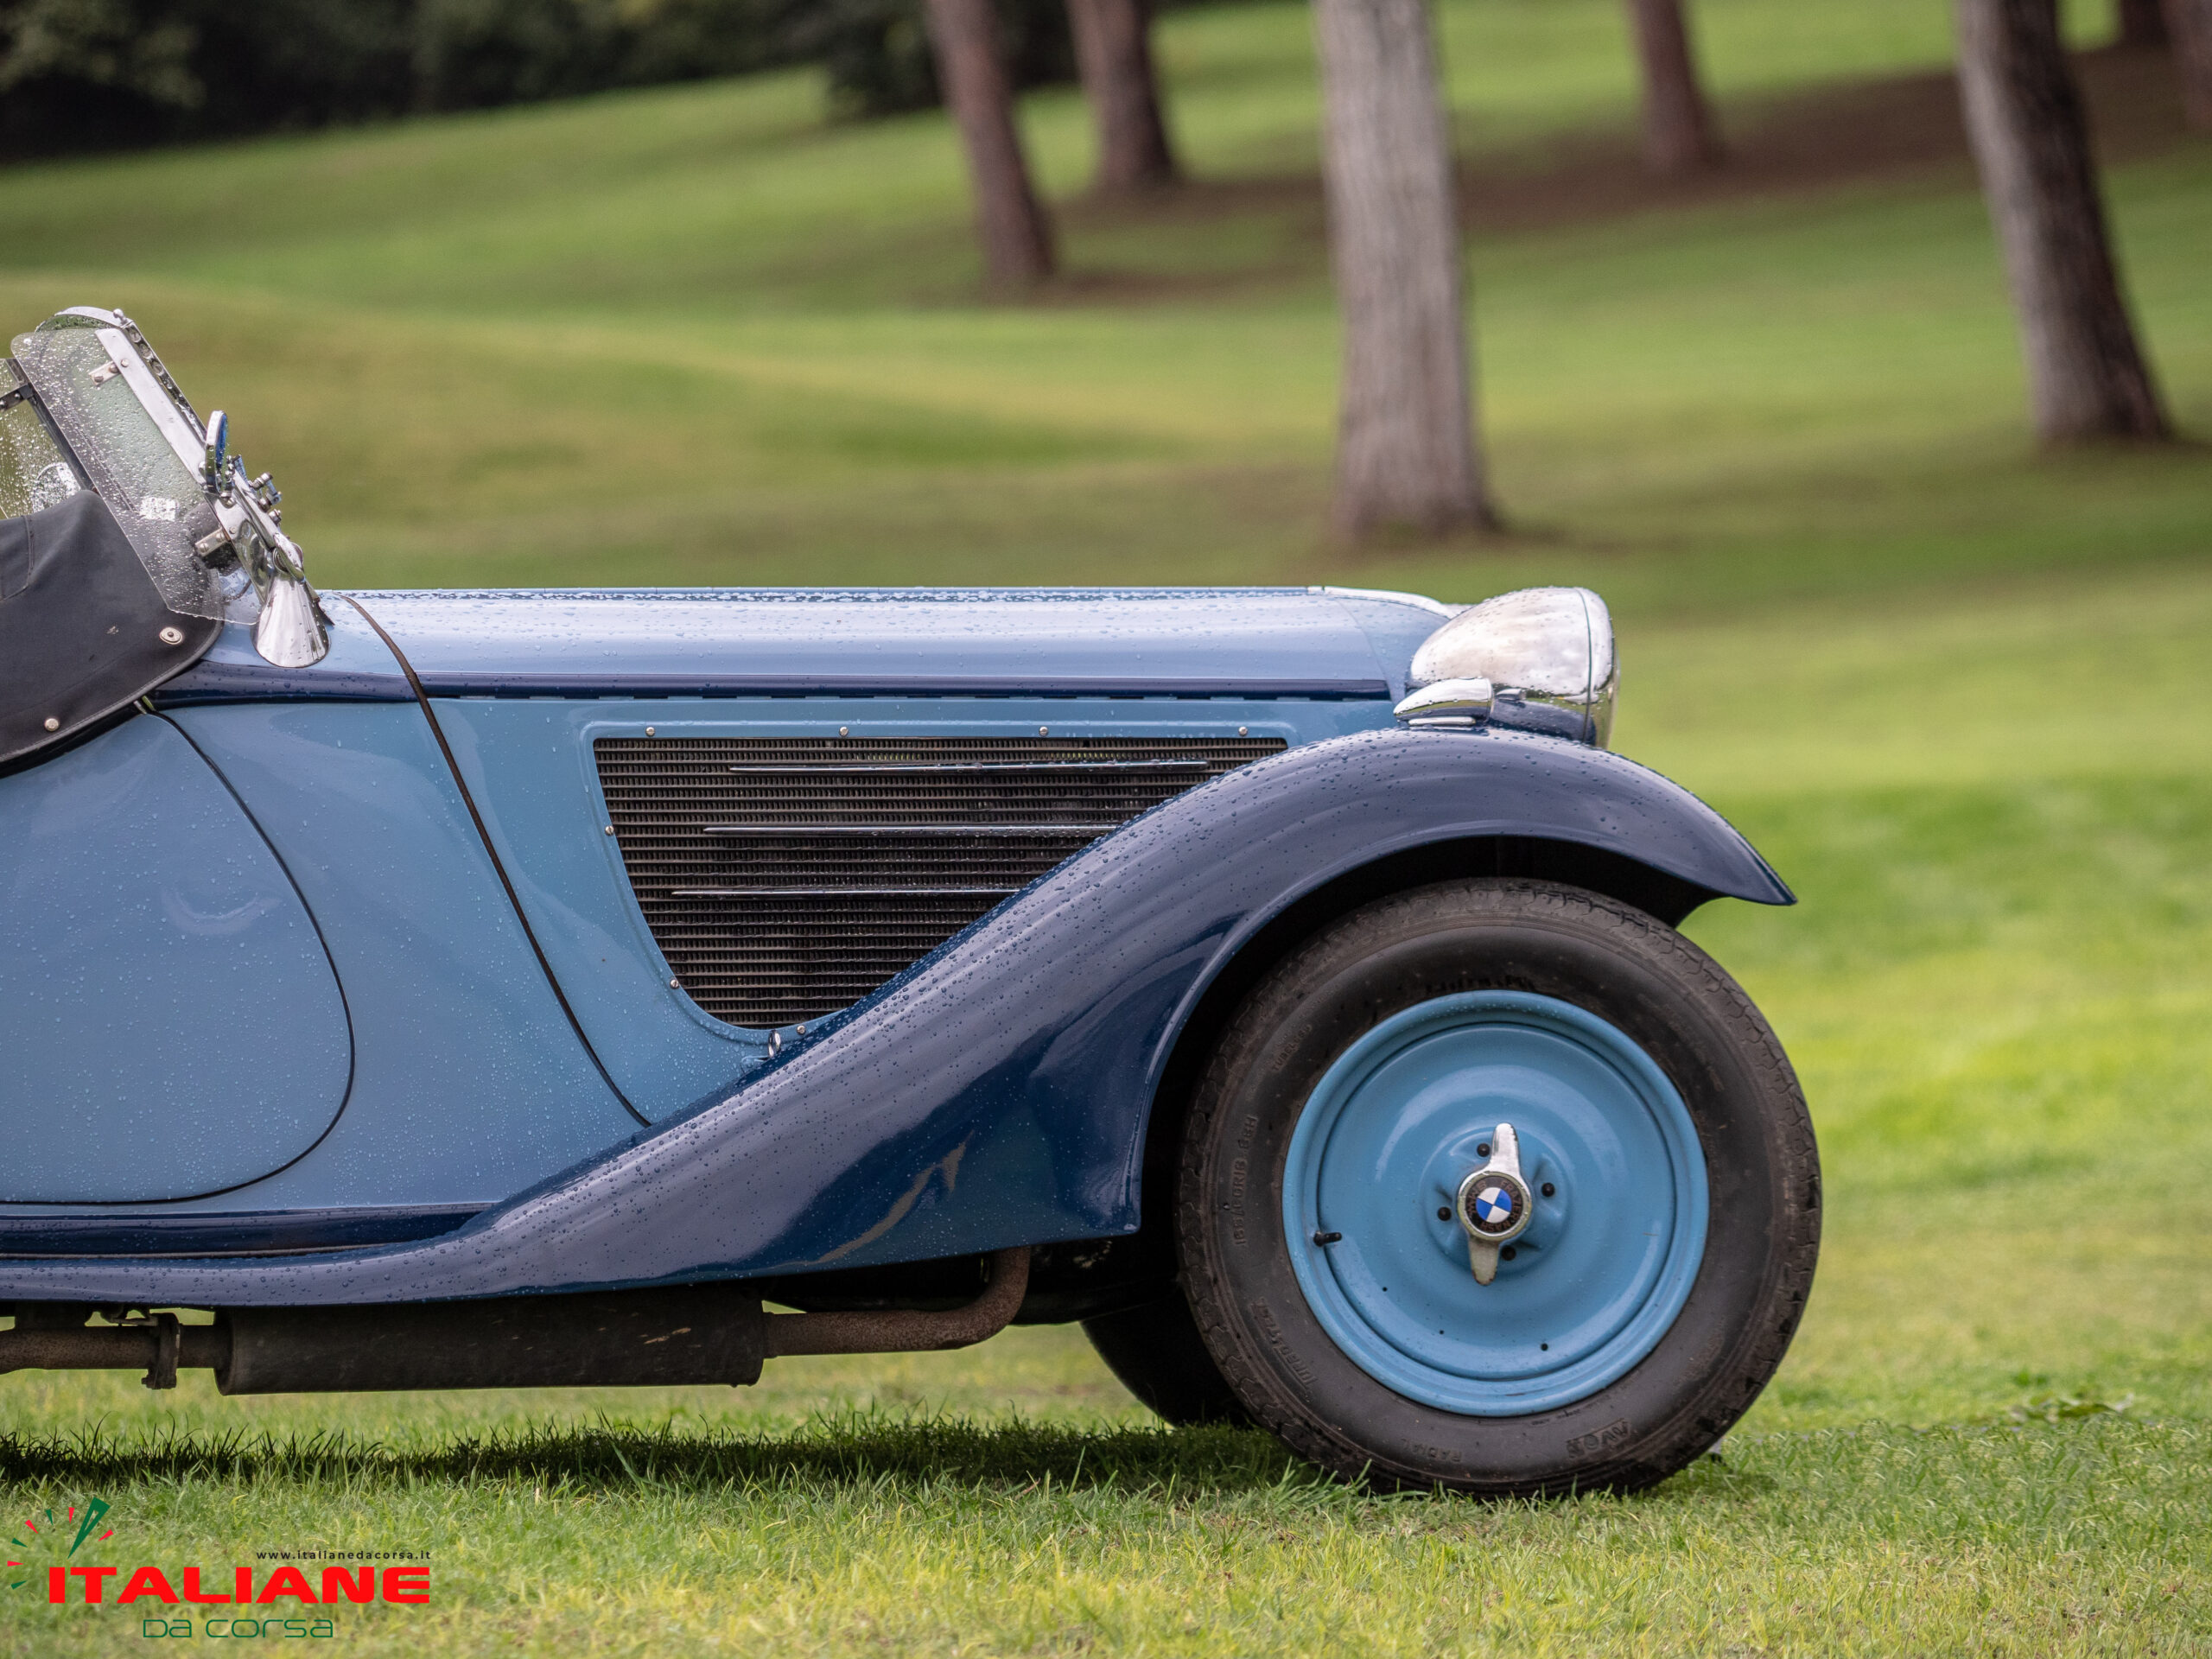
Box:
330, 587, 1451, 700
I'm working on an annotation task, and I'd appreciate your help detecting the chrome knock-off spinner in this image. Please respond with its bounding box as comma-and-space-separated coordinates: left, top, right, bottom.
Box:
1454, 1122, 1534, 1285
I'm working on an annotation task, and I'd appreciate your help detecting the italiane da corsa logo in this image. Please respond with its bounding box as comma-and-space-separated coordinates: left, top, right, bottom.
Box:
10, 1497, 429, 1637
9, 1497, 116, 1591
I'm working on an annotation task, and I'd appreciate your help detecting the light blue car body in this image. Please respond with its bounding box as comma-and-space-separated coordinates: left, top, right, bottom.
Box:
0, 587, 1788, 1301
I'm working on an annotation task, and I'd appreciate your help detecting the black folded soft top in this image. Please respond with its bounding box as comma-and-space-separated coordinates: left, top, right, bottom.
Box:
0, 491, 219, 766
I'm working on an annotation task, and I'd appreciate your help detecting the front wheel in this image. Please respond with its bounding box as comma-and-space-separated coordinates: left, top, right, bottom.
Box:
1176, 879, 1818, 1495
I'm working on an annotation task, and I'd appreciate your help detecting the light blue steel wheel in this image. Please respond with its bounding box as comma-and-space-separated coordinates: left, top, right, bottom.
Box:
1281, 989, 1708, 1416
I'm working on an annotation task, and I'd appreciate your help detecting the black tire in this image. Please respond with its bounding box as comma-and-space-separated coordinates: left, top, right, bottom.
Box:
1176, 879, 1819, 1495
1082, 1295, 1253, 1427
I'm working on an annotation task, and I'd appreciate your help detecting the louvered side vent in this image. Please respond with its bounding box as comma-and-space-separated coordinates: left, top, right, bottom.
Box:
597, 734, 1287, 1028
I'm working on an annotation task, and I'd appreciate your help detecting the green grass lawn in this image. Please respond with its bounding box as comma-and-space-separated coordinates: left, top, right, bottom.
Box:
3, 0, 2210, 1650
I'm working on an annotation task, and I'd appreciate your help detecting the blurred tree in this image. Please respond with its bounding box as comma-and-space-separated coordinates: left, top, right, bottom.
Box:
0, 0, 406, 153
2116, 0, 2166, 44
1953, 0, 2168, 442
796, 0, 1071, 118
0, 0, 206, 152
922, 0, 1056, 287
410, 0, 623, 109
1624, 0, 1719, 173
1066, 0, 1176, 191
2167, 0, 2212, 125
1311, 0, 1497, 537
0, 0, 1092, 155
792, 0, 940, 112
0, 0, 799, 156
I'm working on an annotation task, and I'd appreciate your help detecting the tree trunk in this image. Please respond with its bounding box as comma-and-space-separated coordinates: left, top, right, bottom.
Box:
1067, 0, 1179, 192
2167, 0, 2212, 126
1624, 0, 1721, 173
1954, 0, 2169, 442
1312, 0, 1497, 537
2116, 0, 2168, 45
923, 0, 1056, 289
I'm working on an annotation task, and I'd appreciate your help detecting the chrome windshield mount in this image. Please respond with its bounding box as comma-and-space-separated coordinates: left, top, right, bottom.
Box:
41, 307, 327, 669
197, 405, 326, 668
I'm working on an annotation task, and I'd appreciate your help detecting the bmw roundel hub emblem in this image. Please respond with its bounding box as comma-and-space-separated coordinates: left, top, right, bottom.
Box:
1459, 1166, 1532, 1241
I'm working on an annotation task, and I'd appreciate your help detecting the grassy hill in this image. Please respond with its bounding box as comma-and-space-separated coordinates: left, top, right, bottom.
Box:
2, 3, 2209, 1652
0, 0, 2201, 606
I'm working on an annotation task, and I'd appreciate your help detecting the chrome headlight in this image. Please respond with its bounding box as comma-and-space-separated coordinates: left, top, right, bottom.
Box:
1395, 587, 1617, 747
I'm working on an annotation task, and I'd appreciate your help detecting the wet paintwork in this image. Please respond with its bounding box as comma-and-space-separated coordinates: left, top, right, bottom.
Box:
330, 587, 1444, 700
135, 697, 647, 1210
0, 725, 1789, 1304
435, 697, 1402, 1120
0, 716, 351, 1201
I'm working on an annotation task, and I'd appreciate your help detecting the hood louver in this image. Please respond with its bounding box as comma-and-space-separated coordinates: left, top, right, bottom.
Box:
596, 734, 1283, 1028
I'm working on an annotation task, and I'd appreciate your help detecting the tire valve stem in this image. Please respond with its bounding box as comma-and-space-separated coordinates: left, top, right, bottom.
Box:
1313, 1230, 1343, 1246
1455, 1122, 1535, 1286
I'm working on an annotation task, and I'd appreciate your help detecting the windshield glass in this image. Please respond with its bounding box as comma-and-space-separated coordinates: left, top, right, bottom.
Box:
10, 315, 224, 620
0, 359, 86, 523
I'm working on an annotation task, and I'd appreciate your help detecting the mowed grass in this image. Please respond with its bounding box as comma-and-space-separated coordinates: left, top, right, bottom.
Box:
3, 0, 2212, 1651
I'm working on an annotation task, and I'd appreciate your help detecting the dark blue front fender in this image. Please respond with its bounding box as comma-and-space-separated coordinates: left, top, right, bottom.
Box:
0, 727, 1788, 1306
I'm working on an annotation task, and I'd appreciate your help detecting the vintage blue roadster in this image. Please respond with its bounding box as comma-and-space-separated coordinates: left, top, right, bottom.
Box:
0, 307, 1817, 1494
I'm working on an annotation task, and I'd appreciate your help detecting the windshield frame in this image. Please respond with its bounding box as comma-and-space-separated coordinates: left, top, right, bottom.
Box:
13, 313, 226, 620
8, 307, 327, 666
